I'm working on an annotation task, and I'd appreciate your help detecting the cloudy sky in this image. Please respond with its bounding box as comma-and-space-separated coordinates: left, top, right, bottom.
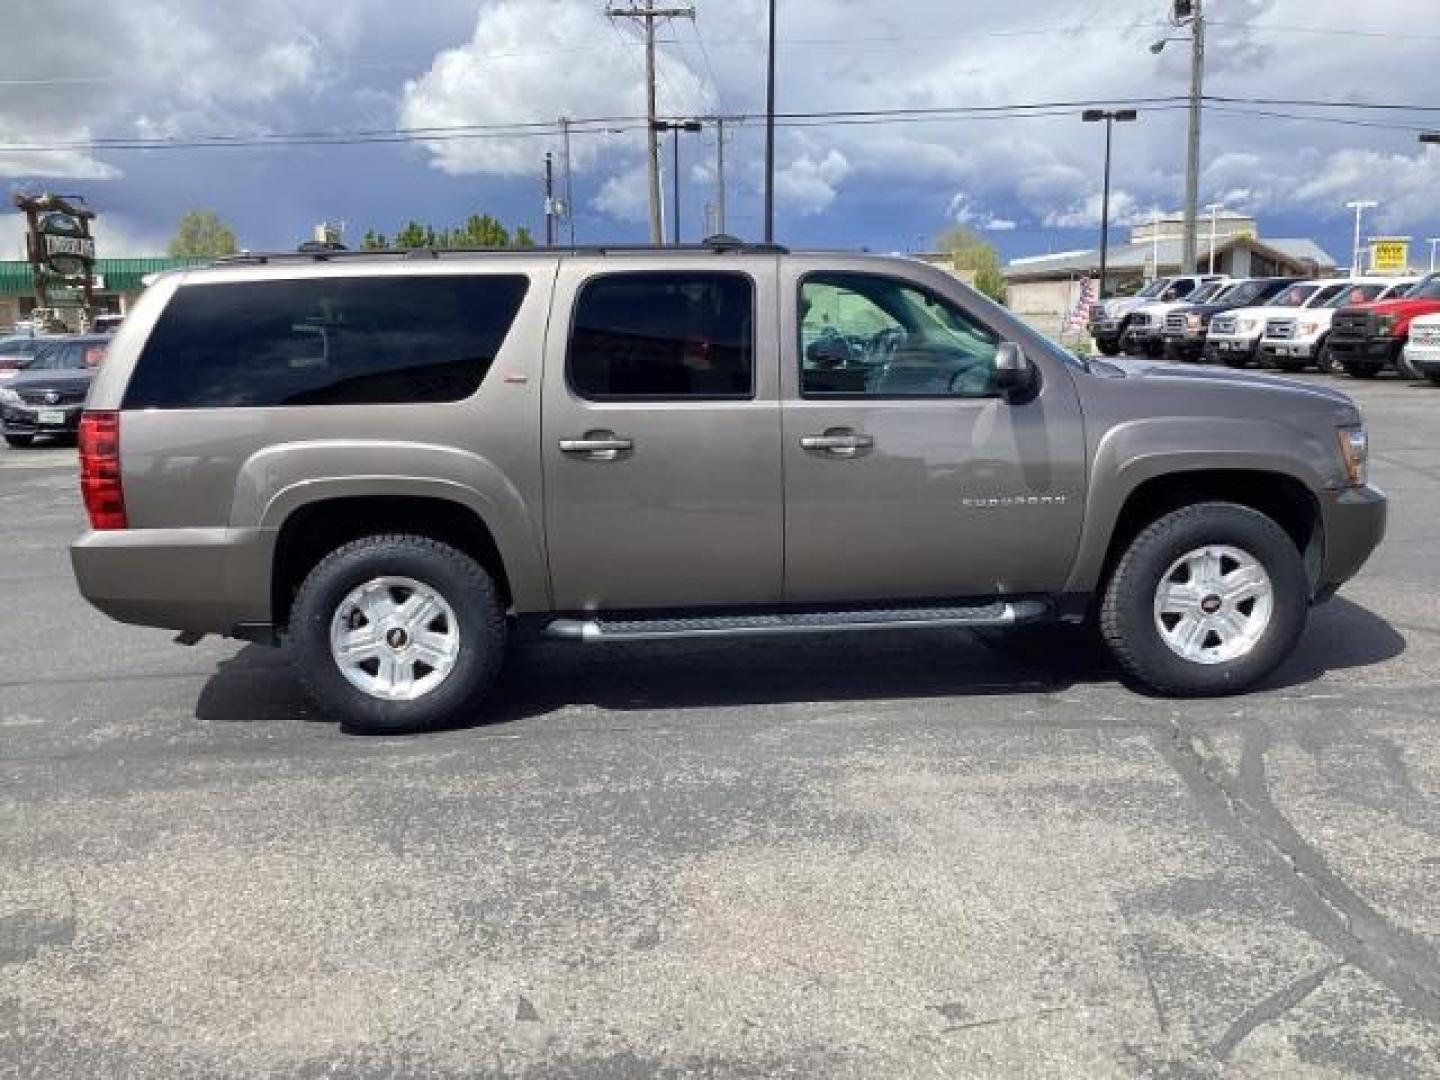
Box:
1, 0, 1434, 267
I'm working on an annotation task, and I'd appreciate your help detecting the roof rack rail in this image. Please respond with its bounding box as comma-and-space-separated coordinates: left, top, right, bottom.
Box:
211, 235, 787, 267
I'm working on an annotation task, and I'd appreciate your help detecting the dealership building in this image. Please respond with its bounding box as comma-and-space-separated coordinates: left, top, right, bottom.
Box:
0, 257, 206, 330
998, 213, 1340, 336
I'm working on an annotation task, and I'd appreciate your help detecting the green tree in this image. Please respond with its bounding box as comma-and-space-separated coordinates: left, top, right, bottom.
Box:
360, 228, 387, 249
937, 225, 1007, 304
369, 213, 534, 251
168, 210, 238, 258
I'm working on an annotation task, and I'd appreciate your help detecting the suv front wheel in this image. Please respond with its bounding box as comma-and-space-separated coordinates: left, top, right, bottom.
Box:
1100, 503, 1307, 696
289, 534, 507, 734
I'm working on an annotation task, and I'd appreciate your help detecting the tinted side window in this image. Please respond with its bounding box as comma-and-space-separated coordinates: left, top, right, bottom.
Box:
799, 272, 1000, 398
124, 275, 528, 408
568, 272, 754, 400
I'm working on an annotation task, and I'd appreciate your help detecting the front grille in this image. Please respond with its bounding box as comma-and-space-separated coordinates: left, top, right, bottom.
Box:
16, 387, 86, 406
1413, 324, 1440, 347
1266, 318, 1296, 340
1210, 314, 1238, 335
1331, 310, 1373, 340
1164, 312, 1187, 334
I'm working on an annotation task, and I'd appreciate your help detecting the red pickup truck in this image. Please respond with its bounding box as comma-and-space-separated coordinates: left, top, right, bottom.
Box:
1327, 273, 1440, 377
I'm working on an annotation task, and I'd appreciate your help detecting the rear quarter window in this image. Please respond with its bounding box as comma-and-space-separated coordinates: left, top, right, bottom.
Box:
123, 274, 529, 409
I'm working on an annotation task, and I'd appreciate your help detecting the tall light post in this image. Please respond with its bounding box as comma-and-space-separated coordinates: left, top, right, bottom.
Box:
763, 0, 777, 243
1205, 201, 1224, 273
1082, 108, 1138, 299
653, 118, 703, 244
1428, 238, 1440, 274
1346, 200, 1378, 276
1151, 0, 1205, 273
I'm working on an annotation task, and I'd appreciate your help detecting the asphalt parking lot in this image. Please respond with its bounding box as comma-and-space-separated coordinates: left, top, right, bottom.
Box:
3, 372, 1440, 1078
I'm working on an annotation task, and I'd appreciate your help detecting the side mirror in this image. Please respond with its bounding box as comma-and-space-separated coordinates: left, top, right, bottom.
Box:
993, 341, 1037, 396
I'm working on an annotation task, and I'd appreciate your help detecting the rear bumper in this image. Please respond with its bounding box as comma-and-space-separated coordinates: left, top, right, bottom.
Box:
1319, 484, 1387, 592
2, 403, 83, 436
70, 526, 276, 636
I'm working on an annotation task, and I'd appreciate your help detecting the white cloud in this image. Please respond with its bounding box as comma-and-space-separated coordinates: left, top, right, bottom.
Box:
0, 212, 168, 260
775, 149, 851, 216
591, 164, 650, 223
947, 194, 1016, 232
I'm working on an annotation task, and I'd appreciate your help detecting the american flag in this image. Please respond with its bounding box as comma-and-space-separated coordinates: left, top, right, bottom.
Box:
1063, 276, 1098, 335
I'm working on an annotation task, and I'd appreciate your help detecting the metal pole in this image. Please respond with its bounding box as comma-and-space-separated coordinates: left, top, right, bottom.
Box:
644, 13, 663, 244
1152, 209, 1161, 278
561, 117, 575, 245
1098, 117, 1112, 300
715, 116, 726, 235
672, 127, 681, 245
763, 0, 776, 242
1182, 0, 1204, 274
1208, 203, 1219, 273
544, 151, 555, 246
1430, 238, 1439, 273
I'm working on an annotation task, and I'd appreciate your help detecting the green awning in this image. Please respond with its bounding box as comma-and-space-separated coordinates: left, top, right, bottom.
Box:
0, 257, 209, 296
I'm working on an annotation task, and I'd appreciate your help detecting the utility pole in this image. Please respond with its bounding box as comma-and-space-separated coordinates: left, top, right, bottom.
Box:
608, 3, 694, 244
544, 151, 556, 246
764, 0, 777, 242
1183, 1, 1205, 274
715, 115, 726, 235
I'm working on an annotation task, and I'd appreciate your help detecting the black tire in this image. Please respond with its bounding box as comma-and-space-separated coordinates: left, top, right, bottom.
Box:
1099, 502, 1308, 697
1096, 339, 1121, 357
3, 434, 34, 448
289, 534, 507, 734
1144, 337, 1164, 359
1343, 361, 1381, 379
1271, 358, 1307, 374
1427, 372, 1440, 387
1314, 339, 1339, 375
1223, 354, 1250, 369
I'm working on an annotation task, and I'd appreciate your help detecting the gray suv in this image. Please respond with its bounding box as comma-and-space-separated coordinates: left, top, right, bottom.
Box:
72, 241, 1386, 733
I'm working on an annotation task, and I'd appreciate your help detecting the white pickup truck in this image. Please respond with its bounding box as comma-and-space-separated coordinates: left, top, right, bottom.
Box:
1205, 280, 1349, 368
1119, 276, 1229, 356
1401, 312, 1440, 385
1258, 277, 1418, 373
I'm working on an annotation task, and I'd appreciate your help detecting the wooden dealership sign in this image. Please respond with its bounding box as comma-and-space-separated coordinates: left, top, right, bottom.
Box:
14, 192, 98, 325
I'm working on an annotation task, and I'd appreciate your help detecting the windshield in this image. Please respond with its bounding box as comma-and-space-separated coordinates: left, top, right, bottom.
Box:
1222, 281, 1279, 307
1405, 276, 1440, 301
1326, 283, 1387, 307
1270, 284, 1321, 308
1135, 279, 1169, 299
1189, 282, 1226, 304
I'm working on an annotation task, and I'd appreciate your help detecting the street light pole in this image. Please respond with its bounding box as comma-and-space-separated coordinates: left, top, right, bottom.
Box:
1205, 201, 1224, 273
1428, 238, 1440, 274
1346, 200, 1377, 276
763, 0, 777, 243
653, 118, 703, 244
1082, 109, 1137, 300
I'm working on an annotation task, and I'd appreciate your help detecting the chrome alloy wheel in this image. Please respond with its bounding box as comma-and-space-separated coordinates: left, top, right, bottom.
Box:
1152, 545, 1274, 665
328, 576, 460, 700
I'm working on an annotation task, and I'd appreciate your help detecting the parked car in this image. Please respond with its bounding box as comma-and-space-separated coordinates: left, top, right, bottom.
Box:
1258, 278, 1419, 374
1159, 278, 1302, 363
1117, 276, 1229, 357
1401, 313, 1440, 385
1204, 280, 1350, 369
70, 243, 1385, 733
1088, 277, 1184, 357
0, 335, 108, 446
0, 334, 46, 381
93, 313, 124, 334
1327, 273, 1440, 378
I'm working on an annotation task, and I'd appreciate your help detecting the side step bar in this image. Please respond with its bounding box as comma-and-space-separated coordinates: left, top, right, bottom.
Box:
541, 600, 1048, 643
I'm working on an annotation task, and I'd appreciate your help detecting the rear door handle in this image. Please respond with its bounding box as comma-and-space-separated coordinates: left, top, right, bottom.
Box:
559, 433, 633, 460
800, 431, 874, 457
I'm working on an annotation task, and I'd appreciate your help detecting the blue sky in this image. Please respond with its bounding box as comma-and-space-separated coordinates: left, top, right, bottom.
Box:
1, 0, 1434, 270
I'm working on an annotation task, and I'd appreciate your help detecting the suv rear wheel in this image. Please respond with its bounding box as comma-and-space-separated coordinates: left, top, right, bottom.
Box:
1100, 503, 1307, 696
289, 534, 506, 734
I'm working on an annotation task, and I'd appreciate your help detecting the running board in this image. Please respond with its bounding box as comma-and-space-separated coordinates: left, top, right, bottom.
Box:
541, 600, 1048, 643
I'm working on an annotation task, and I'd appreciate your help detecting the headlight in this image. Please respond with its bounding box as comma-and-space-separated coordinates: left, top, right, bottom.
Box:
0, 387, 20, 405
1337, 426, 1368, 487
1186, 314, 1203, 330
1376, 315, 1398, 337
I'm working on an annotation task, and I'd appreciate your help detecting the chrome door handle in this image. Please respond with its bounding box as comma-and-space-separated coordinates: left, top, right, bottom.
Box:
559, 433, 633, 460
800, 431, 874, 456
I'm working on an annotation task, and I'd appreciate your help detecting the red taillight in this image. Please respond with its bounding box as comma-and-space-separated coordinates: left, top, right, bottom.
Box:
79, 410, 127, 530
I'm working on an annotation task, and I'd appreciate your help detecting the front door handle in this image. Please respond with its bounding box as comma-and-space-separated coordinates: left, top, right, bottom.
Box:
800, 430, 874, 457
559, 432, 633, 460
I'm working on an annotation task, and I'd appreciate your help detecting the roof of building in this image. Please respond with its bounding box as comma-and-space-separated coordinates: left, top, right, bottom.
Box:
1003, 235, 1337, 281
0, 257, 211, 296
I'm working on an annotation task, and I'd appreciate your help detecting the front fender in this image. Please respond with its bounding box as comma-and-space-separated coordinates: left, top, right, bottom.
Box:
230, 440, 550, 611
1064, 417, 1333, 594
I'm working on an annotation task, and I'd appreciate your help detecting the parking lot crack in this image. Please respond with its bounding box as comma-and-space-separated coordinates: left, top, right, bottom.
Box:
1212, 961, 1342, 1061
1153, 719, 1440, 1025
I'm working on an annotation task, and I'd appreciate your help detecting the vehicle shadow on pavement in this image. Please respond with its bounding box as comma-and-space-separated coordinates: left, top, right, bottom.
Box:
193, 598, 1404, 732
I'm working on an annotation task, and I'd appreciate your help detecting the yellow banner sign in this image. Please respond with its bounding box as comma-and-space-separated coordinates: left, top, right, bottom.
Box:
1371, 238, 1410, 273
